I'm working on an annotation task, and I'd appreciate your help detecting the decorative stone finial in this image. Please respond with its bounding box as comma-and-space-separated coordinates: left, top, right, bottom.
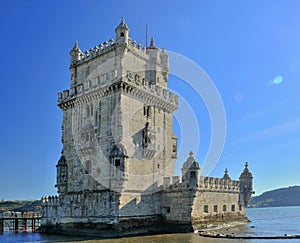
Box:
223, 168, 231, 180
70, 41, 83, 64
115, 17, 129, 31
240, 161, 253, 179
189, 151, 193, 157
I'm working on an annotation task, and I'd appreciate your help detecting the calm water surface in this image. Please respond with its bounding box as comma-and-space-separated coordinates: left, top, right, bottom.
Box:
1, 206, 300, 243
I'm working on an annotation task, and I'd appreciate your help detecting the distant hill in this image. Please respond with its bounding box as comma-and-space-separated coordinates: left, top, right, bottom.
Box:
249, 185, 300, 208
0, 200, 42, 213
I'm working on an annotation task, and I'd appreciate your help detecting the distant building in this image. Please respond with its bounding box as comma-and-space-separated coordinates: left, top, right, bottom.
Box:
41, 18, 253, 236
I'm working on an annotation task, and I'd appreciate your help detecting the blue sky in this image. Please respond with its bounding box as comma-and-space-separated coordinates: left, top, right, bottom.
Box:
0, 1, 300, 199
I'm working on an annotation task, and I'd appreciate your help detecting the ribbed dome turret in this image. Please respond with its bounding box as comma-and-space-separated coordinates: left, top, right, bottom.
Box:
115, 17, 129, 32
182, 151, 200, 170
239, 162, 253, 179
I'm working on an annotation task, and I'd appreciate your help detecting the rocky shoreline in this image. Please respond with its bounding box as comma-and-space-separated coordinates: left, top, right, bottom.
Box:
197, 220, 300, 240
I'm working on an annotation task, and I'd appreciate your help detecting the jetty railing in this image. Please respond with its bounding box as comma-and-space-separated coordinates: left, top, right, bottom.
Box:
0, 211, 41, 234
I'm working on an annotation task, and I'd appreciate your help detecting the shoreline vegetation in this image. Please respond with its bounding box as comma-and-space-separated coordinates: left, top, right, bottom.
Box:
248, 185, 300, 208
0, 200, 41, 213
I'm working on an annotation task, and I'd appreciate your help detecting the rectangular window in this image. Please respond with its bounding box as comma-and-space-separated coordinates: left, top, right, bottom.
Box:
85, 161, 91, 174
144, 106, 151, 117
239, 205, 243, 211
173, 145, 177, 153
231, 204, 235, 212
204, 205, 209, 213
166, 206, 171, 213
90, 103, 93, 116
115, 159, 120, 167
214, 205, 218, 213
223, 205, 227, 212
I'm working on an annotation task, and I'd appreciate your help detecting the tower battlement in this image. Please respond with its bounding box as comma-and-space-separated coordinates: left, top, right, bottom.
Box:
71, 38, 167, 69
162, 175, 240, 193
57, 79, 179, 112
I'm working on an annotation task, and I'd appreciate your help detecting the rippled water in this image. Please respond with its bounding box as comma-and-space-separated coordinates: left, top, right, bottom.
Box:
1, 206, 300, 243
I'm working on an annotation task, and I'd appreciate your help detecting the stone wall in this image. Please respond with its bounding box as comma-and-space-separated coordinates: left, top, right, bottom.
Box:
160, 174, 246, 224
119, 192, 161, 217
42, 190, 119, 225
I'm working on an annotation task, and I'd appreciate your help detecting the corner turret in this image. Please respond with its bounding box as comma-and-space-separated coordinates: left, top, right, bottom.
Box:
239, 162, 254, 207
55, 154, 68, 194
70, 41, 83, 66
181, 151, 200, 188
160, 45, 169, 71
115, 17, 129, 46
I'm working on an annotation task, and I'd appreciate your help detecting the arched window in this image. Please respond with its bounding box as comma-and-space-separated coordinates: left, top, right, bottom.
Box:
90, 103, 93, 116
85, 160, 92, 174
144, 106, 151, 117
86, 104, 94, 117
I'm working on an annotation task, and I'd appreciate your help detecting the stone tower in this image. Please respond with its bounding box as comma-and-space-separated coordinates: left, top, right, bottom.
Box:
42, 19, 253, 235
56, 17, 178, 197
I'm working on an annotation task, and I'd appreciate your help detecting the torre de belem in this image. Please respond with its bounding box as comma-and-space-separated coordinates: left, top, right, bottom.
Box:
41, 18, 253, 236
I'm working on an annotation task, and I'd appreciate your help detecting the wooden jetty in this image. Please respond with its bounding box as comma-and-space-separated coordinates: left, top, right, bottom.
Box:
0, 211, 41, 234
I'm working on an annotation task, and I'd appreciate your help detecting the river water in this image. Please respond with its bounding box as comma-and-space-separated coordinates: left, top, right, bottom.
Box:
1, 206, 300, 243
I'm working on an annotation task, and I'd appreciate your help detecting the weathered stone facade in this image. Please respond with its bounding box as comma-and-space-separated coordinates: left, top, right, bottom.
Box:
41, 18, 253, 236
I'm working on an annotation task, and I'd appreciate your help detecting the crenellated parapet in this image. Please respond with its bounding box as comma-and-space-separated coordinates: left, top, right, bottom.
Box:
70, 39, 117, 67
199, 176, 240, 192
41, 191, 119, 225
57, 80, 178, 112
70, 19, 168, 71
162, 175, 240, 193
70, 39, 167, 70
41, 195, 59, 206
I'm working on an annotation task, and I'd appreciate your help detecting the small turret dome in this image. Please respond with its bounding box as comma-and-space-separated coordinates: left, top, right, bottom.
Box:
57, 155, 66, 166
115, 17, 130, 45
70, 41, 83, 64
111, 144, 128, 157
239, 162, 253, 179
115, 17, 129, 32
181, 151, 200, 187
182, 151, 200, 170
